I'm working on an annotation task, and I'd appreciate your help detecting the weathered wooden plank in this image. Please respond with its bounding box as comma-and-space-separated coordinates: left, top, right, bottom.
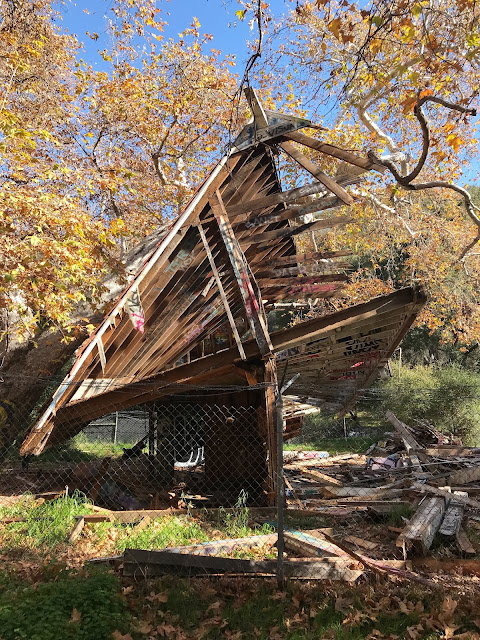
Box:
227, 181, 342, 217
197, 222, 246, 360
439, 491, 466, 538
244, 215, 353, 246
159, 534, 277, 556
414, 447, 480, 458
67, 516, 85, 543
284, 531, 348, 558
447, 466, 480, 486
412, 482, 480, 510
456, 527, 477, 555
123, 549, 363, 580
280, 140, 354, 204
284, 131, 385, 173
256, 263, 350, 278
396, 497, 445, 556
252, 250, 353, 267
301, 469, 344, 486
234, 196, 341, 229
259, 274, 348, 288
212, 190, 273, 355
385, 411, 423, 452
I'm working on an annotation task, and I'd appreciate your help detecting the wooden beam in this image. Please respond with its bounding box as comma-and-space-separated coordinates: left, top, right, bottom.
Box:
227, 181, 342, 218
396, 497, 446, 556
412, 482, 480, 510
279, 140, 354, 205
284, 131, 385, 173
259, 274, 348, 288
212, 190, 273, 355
252, 250, 352, 267
244, 215, 353, 246
234, 196, 341, 230
197, 222, 246, 360
256, 263, 350, 278
123, 548, 363, 580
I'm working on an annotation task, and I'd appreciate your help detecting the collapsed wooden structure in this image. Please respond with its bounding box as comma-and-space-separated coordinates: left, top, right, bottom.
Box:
20, 90, 427, 504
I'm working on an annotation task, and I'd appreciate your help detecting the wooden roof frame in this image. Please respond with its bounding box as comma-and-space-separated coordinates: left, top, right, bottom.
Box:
20, 91, 425, 457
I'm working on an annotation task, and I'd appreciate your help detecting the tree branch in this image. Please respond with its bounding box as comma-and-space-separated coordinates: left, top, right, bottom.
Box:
367, 94, 479, 257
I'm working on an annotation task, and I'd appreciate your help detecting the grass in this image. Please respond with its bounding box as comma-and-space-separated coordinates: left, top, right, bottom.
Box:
124, 577, 478, 640
284, 436, 376, 455
0, 566, 478, 640
0, 567, 130, 640
0, 494, 275, 562
0, 493, 96, 555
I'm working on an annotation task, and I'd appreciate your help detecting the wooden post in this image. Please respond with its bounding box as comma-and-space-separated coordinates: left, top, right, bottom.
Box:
211, 189, 273, 356
148, 405, 157, 457
197, 222, 246, 359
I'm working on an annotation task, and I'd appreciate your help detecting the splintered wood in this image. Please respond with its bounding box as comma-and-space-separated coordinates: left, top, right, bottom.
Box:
282, 410, 480, 568
396, 497, 445, 557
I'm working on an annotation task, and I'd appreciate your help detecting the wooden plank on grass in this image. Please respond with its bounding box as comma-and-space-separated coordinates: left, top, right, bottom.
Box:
123, 549, 363, 581
396, 497, 445, 556
68, 516, 85, 543
80, 514, 113, 523
155, 534, 277, 556
112, 507, 278, 524
456, 527, 477, 555
284, 531, 348, 558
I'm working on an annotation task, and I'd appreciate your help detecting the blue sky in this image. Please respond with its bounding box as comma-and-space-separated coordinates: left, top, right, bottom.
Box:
59, 0, 290, 68
57, 0, 478, 184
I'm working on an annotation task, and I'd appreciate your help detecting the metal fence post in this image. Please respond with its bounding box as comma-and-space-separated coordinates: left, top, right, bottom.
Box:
276, 390, 285, 588
112, 411, 118, 445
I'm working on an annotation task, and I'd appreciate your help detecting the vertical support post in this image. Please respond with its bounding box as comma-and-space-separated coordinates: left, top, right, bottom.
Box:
275, 386, 285, 588
112, 411, 118, 445
210, 189, 273, 356
197, 222, 247, 360
265, 356, 285, 587
148, 405, 156, 457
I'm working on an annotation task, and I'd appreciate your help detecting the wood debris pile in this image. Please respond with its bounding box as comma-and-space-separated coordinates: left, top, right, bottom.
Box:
284, 411, 480, 564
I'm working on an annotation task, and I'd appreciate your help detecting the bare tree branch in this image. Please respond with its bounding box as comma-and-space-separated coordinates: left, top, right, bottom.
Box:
367, 94, 479, 257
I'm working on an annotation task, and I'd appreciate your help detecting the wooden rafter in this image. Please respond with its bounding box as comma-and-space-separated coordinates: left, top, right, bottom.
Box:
284, 131, 386, 173
279, 140, 355, 205
197, 222, 246, 360
211, 189, 273, 356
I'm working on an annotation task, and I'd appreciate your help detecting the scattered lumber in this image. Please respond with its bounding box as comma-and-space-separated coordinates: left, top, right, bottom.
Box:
412, 483, 480, 510
411, 557, 480, 574
123, 548, 363, 581
158, 534, 277, 556
446, 466, 480, 486
385, 411, 423, 452
396, 497, 445, 556
284, 531, 347, 558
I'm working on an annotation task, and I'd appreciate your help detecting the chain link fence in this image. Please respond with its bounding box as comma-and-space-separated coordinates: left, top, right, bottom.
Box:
1, 382, 480, 585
